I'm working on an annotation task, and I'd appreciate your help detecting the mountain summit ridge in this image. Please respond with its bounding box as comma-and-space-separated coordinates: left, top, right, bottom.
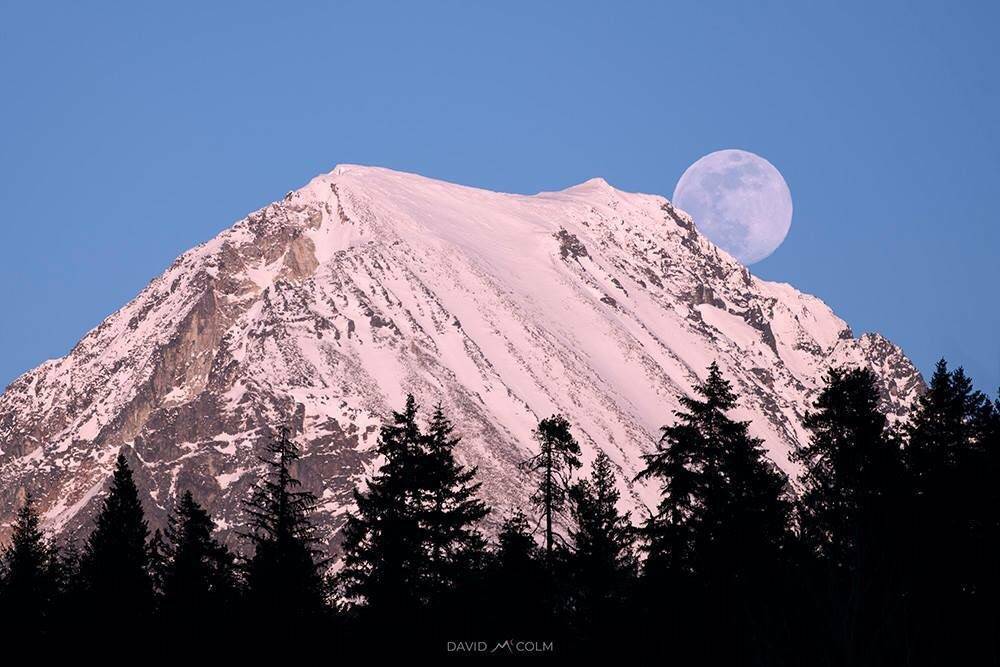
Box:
0, 165, 923, 548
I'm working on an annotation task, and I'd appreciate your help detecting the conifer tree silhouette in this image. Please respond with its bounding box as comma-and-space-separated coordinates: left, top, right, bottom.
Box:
160, 491, 236, 624
902, 360, 996, 663
638, 363, 789, 577
339, 395, 427, 617
420, 404, 489, 600
0, 492, 59, 631
568, 452, 636, 638
494, 510, 541, 577
483, 511, 548, 637
8, 360, 1000, 660
795, 366, 906, 665
520, 415, 581, 557
242, 427, 327, 619
79, 452, 154, 623
796, 367, 902, 566
633, 363, 793, 661
340, 397, 489, 621
979, 391, 1000, 658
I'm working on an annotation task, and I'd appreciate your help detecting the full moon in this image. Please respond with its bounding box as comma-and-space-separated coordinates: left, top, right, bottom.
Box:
672, 149, 793, 265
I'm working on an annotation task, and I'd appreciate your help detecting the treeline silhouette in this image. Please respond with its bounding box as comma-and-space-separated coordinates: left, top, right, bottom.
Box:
1, 360, 998, 662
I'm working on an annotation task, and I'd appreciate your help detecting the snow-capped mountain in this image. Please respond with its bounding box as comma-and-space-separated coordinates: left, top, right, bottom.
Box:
0, 165, 922, 549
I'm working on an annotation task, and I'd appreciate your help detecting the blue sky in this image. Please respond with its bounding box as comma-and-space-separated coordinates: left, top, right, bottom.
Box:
1, 1, 997, 393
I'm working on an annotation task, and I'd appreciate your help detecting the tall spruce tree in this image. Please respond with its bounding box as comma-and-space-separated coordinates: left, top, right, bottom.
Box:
483, 511, 549, 636
160, 491, 236, 624
902, 360, 996, 662
79, 452, 154, 621
568, 453, 636, 633
795, 366, 906, 665
638, 363, 789, 578
492, 511, 541, 579
906, 361, 984, 477
339, 395, 427, 616
635, 363, 793, 663
340, 397, 489, 618
520, 415, 581, 557
420, 404, 489, 599
242, 427, 327, 618
978, 392, 1000, 658
0, 493, 59, 630
795, 367, 903, 568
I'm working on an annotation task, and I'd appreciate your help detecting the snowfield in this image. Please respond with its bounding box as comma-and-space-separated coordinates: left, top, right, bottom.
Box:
0, 165, 923, 551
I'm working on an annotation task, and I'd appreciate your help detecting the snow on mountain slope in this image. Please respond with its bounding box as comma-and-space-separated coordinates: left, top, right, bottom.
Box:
0, 165, 923, 549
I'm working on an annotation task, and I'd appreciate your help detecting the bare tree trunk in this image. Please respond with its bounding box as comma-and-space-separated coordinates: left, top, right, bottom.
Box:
545, 446, 553, 556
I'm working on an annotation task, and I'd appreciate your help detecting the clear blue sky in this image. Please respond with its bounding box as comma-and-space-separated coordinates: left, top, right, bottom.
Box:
1, 1, 997, 394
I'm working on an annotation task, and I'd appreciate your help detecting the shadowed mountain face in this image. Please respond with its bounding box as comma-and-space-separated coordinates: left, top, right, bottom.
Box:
0, 165, 923, 552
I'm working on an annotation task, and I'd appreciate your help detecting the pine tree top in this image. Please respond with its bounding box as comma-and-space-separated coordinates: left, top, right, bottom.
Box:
243, 427, 322, 552
85, 451, 150, 556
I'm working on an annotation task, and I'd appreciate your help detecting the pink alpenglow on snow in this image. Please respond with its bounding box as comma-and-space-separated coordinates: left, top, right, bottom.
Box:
0, 165, 923, 551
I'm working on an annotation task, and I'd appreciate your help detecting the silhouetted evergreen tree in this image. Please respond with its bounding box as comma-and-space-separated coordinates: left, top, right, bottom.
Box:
79, 452, 154, 624
0, 493, 59, 632
978, 391, 1000, 663
481, 511, 550, 637
906, 361, 987, 481
637, 363, 792, 662
796, 367, 901, 563
568, 453, 636, 646
341, 398, 489, 625
639, 363, 790, 573
493, 511, 541, 578
339, 395, 427, 619
795, 366, 906, 666
242, 428, 327, 619
520, 415, 581, 557
420, 404, 489, 600
48, 540, 81, 634
902, 360, 997, 663
9, 360, 1000, 659
160, 491, 236, 625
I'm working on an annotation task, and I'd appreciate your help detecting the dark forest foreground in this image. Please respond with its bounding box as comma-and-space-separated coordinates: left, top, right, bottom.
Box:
2, 360, 998, 663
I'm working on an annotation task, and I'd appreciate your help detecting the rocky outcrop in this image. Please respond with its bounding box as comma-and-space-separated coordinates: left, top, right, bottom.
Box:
0, 165, 924, 554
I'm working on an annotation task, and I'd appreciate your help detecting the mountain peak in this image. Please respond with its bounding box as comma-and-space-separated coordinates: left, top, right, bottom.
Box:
560, 176, 614, 192
321, 165, 623, 202
0, 165, 923, 551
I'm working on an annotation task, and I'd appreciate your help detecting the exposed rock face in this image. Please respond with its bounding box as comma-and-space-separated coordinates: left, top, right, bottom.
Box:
0, 165, 923, 553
